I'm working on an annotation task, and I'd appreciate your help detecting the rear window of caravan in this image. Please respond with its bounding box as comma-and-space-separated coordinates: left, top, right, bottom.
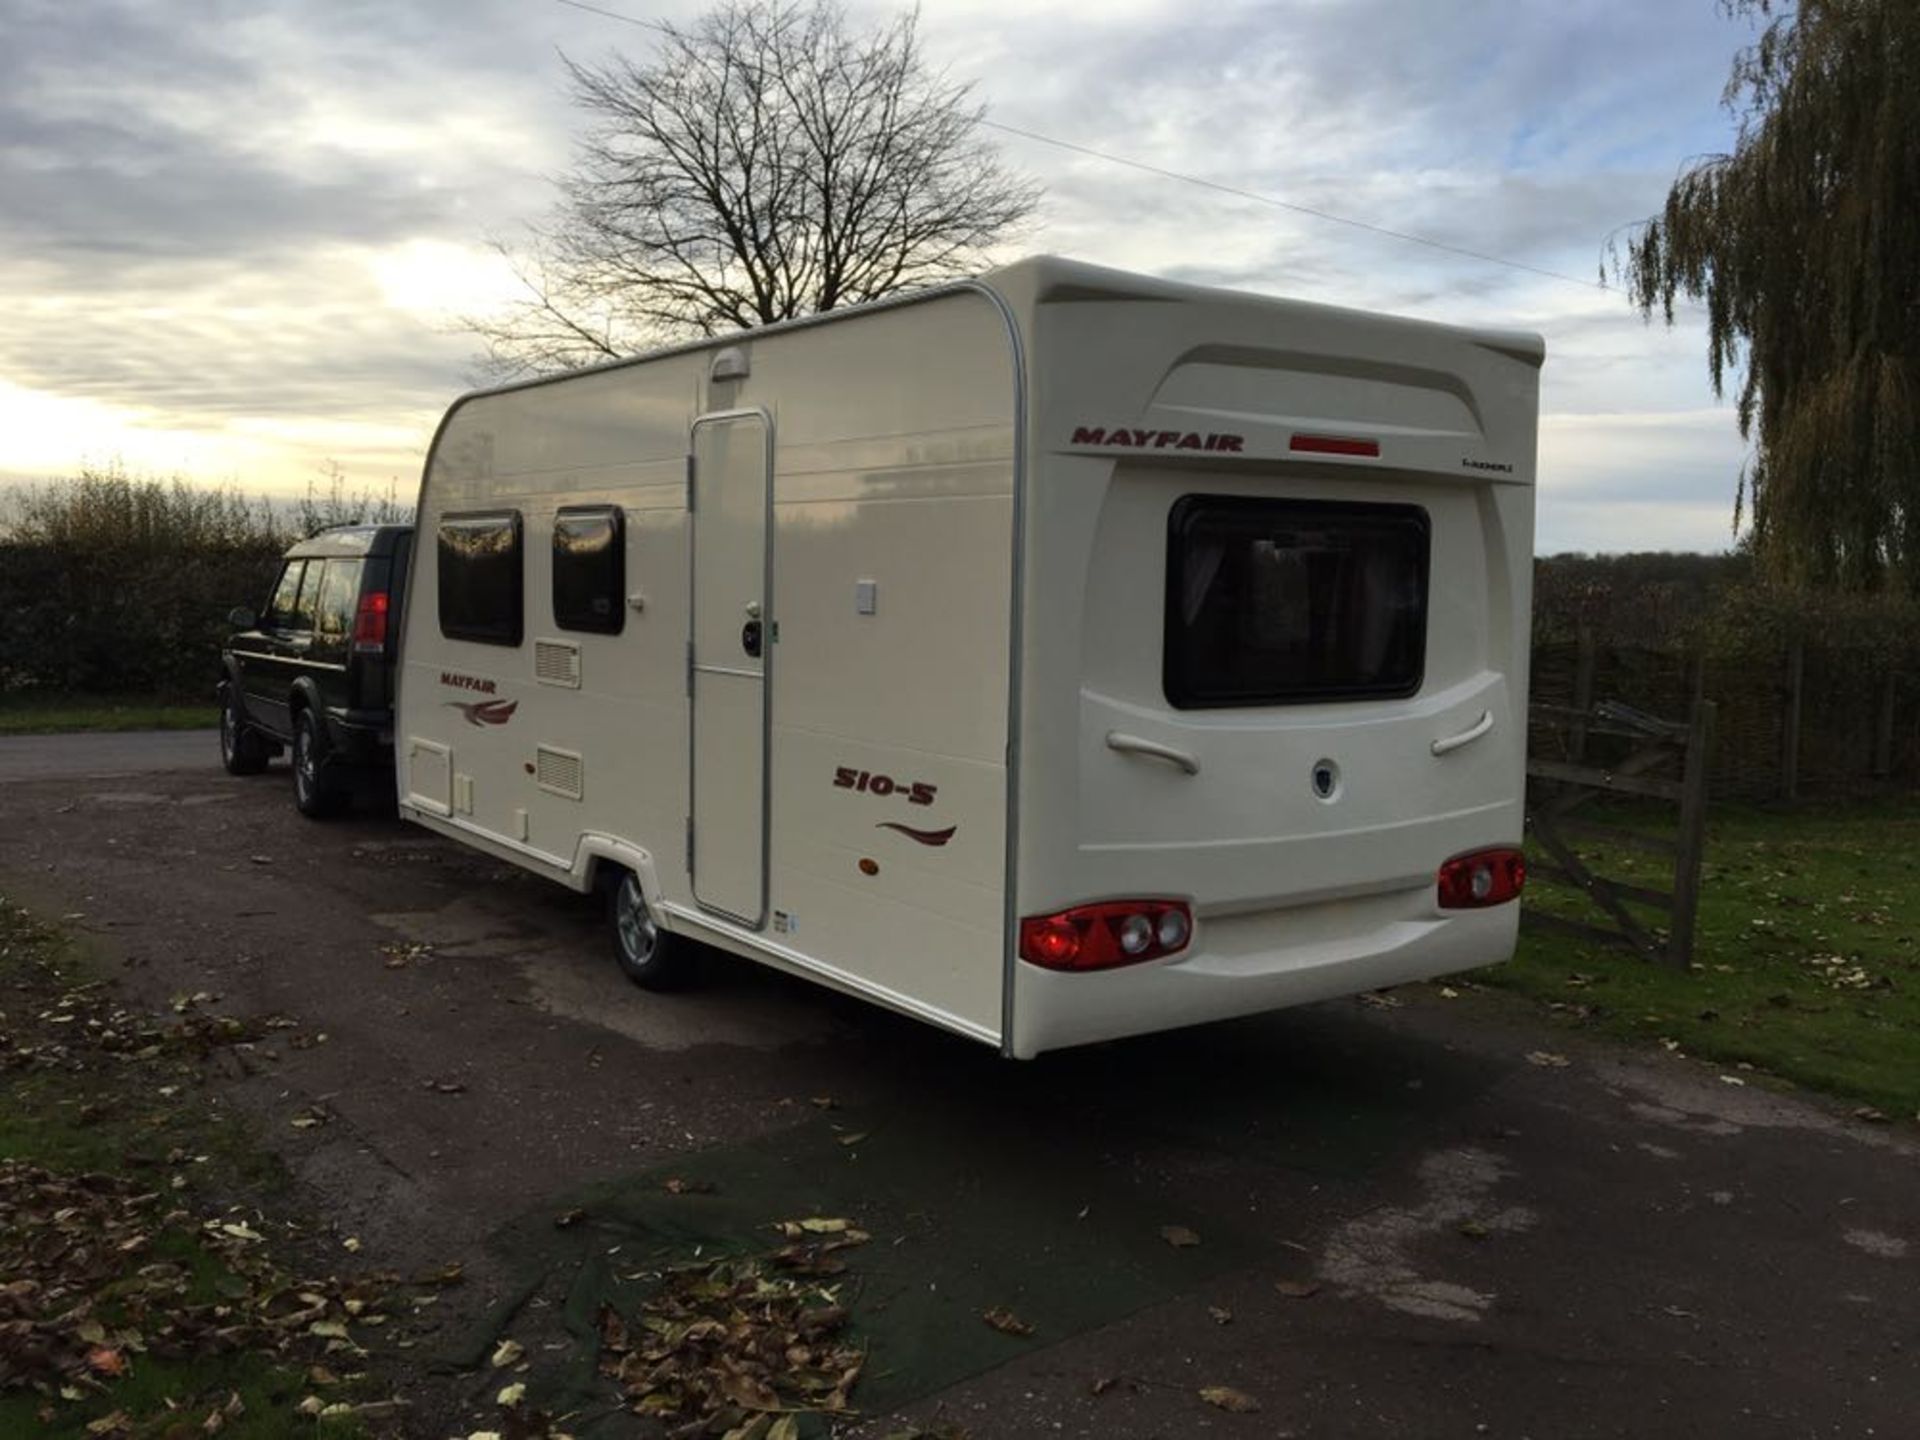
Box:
438, 511, 524, 646
1163, 496, 1429, 708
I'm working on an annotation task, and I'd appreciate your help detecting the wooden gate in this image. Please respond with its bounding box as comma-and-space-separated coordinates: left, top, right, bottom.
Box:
1524, 698, 1715, 968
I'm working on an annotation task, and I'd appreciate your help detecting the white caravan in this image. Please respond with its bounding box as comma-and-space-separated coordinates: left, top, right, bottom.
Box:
395, 257, 1541, 1058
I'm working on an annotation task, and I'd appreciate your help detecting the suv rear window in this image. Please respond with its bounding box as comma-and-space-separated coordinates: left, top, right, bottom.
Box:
1163, 496, 1429, 708
438, 511, 523, 646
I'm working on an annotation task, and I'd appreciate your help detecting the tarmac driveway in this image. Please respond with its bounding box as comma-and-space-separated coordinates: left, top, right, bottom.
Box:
0, 732, 1913, 1437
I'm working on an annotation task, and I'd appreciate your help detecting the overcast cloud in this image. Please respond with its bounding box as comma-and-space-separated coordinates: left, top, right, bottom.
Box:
0, 0, 1761, 551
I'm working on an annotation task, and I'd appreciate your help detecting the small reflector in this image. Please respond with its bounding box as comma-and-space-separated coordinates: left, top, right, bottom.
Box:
1289, 434, 1380, 458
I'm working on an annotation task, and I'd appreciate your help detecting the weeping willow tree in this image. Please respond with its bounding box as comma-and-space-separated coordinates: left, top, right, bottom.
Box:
1611, 0, 1919, 593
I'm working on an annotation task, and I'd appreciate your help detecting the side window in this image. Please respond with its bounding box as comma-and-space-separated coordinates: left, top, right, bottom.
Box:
287, 560, 321, 633
313, 559, 363, 656
263, 561, 305, 630
438, 511, 524, 646
552, 505, 625, 635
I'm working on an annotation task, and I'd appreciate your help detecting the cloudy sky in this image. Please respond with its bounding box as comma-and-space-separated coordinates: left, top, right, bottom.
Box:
1, 0, 1762, 552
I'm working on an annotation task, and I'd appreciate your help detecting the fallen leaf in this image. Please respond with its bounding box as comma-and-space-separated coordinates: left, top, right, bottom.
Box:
553, 1208, 586, 1228
1207, 1305, 1233, 1325
1090, 1376, 1118, 1397
1274, 1279, 1321, 1299
1525, 1051, 1570, 1068
662, 1176, 716, 1195
981, 1307, 1034, 1337
490, 1339, 524, 1369
1159, 1225, 1201, 1248
1199, 1385, 1260, 1413
776, 1216, 852, 1237
497, 1382, 526, 1407
86, 1346, 127, 1376
1458, 1221, 1490, 1240
835, 1131, 870, 1147
809, 1095, 838, 1110
1853, 1106, 1889, 1123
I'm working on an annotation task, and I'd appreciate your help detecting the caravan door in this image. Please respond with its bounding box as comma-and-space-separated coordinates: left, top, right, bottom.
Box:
688, 411, 773, 926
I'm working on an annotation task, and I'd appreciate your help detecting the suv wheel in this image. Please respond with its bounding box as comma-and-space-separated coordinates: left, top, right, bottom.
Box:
291, 708, 348, 819
218, 686, 269, 776
608, 869, 692, 989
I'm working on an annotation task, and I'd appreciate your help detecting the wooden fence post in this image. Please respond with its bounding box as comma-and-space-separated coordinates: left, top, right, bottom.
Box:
1668, 699, 1716, 970
1873, 671, 1897, 779
1779, 639, 1804, 803
1570, 625, 1596, 764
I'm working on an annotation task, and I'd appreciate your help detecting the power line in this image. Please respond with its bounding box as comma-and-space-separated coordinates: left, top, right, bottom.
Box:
547, 0, 1648, 304
977, 119, 1615, 298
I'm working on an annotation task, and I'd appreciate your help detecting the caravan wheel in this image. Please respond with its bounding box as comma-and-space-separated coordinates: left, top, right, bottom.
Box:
608, 870, 692, 990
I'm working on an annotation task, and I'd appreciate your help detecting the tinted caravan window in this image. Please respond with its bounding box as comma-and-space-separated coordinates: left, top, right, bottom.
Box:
552, 505, 625, 634
438, 511, 523, 646
1164, 496, 1428, 708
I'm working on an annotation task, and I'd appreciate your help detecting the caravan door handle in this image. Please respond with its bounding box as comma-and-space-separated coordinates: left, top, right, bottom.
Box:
1105, 732, 1200, 776
1431, 710, 1494, 756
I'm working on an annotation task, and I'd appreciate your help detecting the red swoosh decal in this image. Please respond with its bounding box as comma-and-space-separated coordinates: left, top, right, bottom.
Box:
446, 699, 519, 727
876, 822, 957, 847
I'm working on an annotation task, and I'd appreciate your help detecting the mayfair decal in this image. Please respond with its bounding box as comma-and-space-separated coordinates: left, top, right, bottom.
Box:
445, 698, 519, 727
440, 671, 499, 695
1461, 457, 1515, 474
876, 822, 958, 847
1070, 426, 1244, 453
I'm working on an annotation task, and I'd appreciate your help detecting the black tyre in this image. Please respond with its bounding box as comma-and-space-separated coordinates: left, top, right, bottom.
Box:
291, 707, 348, 819
607, 869, 693, 989
218, 685, 269, 776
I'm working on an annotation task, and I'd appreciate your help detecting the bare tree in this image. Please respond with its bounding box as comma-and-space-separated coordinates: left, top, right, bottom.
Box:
466, 0, 1040, 377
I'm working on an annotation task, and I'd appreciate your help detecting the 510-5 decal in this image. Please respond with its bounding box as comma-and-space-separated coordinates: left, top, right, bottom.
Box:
833, 766, 936, 806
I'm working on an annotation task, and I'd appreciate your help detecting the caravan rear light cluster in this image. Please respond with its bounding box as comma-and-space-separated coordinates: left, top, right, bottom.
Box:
352, 591, 391, 654
1019, 900, 1193, 971
1437, 847, 1527, 909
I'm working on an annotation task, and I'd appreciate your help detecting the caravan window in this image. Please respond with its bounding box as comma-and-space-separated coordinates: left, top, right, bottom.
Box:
438, 511, 524, 646
552, 506, 625, 634
1163, 496, 1428, 708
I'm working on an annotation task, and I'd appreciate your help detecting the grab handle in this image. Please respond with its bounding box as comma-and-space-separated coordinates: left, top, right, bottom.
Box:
1105, 731, 1200, 776
1431, 709, 1494, 757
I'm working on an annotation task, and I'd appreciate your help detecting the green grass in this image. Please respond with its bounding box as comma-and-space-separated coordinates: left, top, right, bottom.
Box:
0, 693, 217, 734
1481, 799, 1920, 1118
0, 903, 365, 1439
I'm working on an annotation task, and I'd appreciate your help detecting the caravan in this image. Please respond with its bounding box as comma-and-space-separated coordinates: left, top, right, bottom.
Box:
395, 257, 1541, 1057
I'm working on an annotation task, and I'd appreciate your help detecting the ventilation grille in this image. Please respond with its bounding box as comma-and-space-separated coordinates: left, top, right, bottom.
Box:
535, 745, 584, 800
534, 639, 581, 688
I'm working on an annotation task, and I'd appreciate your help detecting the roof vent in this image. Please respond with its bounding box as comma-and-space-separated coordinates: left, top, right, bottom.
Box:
710, 346, 749, 382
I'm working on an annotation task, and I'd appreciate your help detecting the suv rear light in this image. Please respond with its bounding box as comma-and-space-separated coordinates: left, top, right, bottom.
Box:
1019, 900, 1193, 972
1437, 847, 1526, 909
353, 590, 390, 653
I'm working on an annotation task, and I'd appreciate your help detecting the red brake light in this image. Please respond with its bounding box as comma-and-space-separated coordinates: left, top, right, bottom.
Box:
353, 590, 390, 653
1289, 433, 1380, 458
1019, 900, 1193, 972
1437, 847, 1526, 909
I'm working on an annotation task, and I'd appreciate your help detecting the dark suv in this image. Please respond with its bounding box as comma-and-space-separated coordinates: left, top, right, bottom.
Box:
218, 524, 412, 817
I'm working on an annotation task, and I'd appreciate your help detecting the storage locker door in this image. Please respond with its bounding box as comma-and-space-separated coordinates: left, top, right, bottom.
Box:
689, 412, 771, 925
